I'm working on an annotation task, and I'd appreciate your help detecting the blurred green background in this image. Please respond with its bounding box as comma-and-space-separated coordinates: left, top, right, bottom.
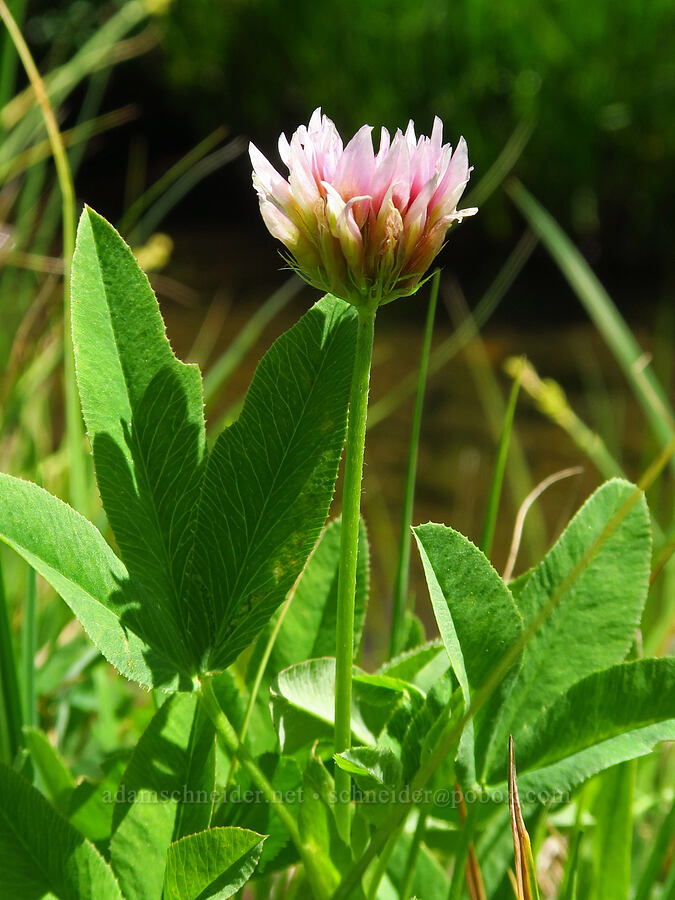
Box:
21, 0, 675, 317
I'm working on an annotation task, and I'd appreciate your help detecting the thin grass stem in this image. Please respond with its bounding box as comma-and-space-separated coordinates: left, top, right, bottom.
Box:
480, 360, 523, 559
400, 807, 429, 900
390, 272, 439, 658
21, 565, 36, 728
0, 551, 22, 760
118, 125, 228, 235
503, 467, 584, 583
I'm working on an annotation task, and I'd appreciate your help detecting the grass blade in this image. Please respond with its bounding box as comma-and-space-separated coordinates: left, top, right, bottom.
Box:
118, 125, 228, 235
464, 115, 536, 209
0, 0, 26, 118
131, 138, 246, 243
506, 180, 675, 451
503, 467, 583, 583
0, 0, 85, 511
203, 275, 304, 407
559, 829, 583, 900
445, 283, 545, 562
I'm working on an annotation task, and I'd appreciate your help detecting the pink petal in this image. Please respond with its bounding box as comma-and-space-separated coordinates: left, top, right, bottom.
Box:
409, 137, 438, 201
372, 130, 411, 212
308, 107, 323, 132
335, 201, 364, 273
333, 124, 376, 198
402, 175, 437, 261
429, 136, 470, 217
287, 130, 322, 210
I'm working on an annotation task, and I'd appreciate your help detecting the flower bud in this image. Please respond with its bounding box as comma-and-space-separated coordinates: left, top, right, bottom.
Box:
250, 109, 477, 307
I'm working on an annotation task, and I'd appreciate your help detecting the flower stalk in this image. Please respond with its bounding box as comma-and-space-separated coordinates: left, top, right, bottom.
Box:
334, 300, 377, 841
249, 107, 477, 847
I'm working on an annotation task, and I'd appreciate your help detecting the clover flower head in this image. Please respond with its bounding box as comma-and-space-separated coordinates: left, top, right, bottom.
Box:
250, 108, 477, 307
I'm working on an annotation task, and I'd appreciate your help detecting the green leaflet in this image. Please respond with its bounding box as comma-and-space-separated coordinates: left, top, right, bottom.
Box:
336, 745, 403, 794
377, 640, 449, 693
110, 692, 215, 900
163, 827, 265, 900
413, 523, 523, 786
72, 207, 207, 676
398, 675, 462, 786
68, 754, 129, 845
23, 726, 76, 814
214, 755, 303, 873
0, 473, 183, 689
494, 658, 675, 795
271, 658, 422, 756
0, 762, 122, 899
335, 746, 403, 826
192, 294, 357, 672
483, 479, 651, 781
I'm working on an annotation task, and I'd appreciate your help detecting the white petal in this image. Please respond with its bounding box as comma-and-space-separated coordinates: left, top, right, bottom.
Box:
278, 133, 291, 167
249, 142, 292, 204
308, 107, 323, 132
259, 199, 301, 247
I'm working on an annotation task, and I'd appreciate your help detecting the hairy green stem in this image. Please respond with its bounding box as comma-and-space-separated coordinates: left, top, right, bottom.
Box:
390, 273, 438, 658
334, 302, 377, 841
0, 0, 86, 511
